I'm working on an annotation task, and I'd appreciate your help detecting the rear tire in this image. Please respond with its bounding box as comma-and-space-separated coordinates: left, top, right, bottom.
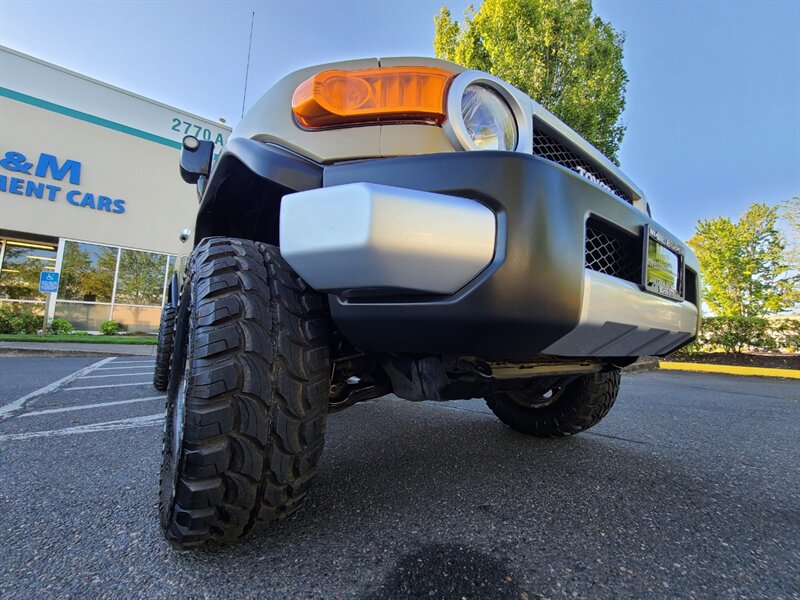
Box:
153, 305, 177, 391
159, 237, 330, 548
485, 371, 621, 437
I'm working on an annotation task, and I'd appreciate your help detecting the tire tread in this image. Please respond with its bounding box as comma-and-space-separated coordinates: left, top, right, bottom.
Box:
161, 237, 330, 548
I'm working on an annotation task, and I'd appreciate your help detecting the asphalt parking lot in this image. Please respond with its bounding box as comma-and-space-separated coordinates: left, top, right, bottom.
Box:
0, 355, 798, 599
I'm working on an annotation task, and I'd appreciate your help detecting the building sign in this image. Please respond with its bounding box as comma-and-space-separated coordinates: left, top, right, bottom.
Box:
0, 150, 126, 214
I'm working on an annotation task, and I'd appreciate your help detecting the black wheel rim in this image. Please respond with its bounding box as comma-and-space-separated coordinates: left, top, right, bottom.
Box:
505, 386, 566, 409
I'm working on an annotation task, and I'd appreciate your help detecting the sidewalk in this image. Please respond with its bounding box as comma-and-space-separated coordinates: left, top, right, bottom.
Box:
0, 341, 156, 357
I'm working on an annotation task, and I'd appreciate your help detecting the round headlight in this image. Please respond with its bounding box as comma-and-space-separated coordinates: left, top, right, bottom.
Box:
461, 84, 518, 151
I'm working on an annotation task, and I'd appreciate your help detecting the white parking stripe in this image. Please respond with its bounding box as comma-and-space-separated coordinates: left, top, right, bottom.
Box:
68, 381, 153, 390
96, 365, 156, 371
0, 414, 163, 442
108, 360, 155, 365
0, 357, 116, 420
78, 372, 152, 379
22, 396, 164, 417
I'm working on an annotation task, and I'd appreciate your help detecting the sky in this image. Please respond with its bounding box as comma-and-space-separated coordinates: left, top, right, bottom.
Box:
0, 0, 798, 243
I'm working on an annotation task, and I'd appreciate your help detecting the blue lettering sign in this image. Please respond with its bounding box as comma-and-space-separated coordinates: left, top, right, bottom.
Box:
34, 153, 82, 185
66, 190, 82, 206
25, 180, 45, 199
1, 150, 126, 215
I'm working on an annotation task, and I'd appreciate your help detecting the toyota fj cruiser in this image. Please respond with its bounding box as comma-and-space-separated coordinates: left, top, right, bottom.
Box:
155, 57, 701, 548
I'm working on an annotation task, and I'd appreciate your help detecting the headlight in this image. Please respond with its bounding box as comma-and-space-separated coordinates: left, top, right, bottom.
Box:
461, 84, 517, 151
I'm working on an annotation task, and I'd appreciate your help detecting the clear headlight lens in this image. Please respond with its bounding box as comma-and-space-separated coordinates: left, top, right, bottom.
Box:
461, 84, 517, 151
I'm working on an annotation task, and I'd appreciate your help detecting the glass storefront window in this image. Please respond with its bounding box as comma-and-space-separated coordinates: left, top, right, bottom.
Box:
0, 300, 45, 316
54, 302, 112, 331
0, 240, 58, 301
111, 305, 162, 332
59, 241, 118, 303
0, 237, 173, 333
115, 249, 168, 306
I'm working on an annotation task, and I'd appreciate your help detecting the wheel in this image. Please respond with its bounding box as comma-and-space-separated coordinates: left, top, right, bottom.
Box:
485, 370, 621, 438
153, 305, 177, 391
159, 237, 331, 548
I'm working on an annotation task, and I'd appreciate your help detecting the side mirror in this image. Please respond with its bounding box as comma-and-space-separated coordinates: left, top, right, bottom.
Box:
179, 136, 214, 184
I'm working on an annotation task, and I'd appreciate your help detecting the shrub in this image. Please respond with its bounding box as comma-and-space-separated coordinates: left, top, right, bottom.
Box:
9, 311, 43, 335
681, 316, 799, 354
48, 318, 74, 335
0, 306, 14, 334
100, 320, 123, 335
700, 317, 774, 353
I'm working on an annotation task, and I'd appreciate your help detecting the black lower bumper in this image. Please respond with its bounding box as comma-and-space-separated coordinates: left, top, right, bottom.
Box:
322, 152, 699, 361
197, 141, 699, 361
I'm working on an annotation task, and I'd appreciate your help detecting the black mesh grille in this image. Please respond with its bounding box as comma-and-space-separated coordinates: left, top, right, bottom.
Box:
533, 128, 631, 203
585, 219, 641, 284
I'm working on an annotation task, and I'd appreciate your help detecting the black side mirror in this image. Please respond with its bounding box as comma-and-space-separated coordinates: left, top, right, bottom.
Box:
179, 136, 215, 184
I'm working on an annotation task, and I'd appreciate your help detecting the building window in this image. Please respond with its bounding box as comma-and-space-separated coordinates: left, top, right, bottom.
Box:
0, 239, 58, 302
2, 237, 175, 333
59, 241, 117, 303
115, 249, 167, 306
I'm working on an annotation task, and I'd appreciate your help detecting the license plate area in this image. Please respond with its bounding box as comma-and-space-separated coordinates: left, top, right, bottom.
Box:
642, 225, 684, 301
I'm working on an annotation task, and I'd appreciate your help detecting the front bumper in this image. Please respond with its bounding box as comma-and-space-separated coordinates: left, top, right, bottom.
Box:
316, 151, 700, 360
202, 142, 700, 360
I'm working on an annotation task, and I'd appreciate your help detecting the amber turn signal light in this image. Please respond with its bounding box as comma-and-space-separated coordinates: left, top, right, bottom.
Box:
292, 66, 454, 129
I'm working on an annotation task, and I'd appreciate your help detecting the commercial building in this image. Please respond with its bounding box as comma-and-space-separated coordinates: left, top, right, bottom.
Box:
0, 46, 230, 331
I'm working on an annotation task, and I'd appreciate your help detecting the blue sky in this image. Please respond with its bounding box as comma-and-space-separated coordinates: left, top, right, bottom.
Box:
1, 0, 798, 242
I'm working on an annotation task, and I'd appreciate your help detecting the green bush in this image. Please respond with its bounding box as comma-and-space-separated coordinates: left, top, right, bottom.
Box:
4, 310, 42, 334
0, 306, 14, 334
48, 318, 74, 335
73, 330, 90, 337
700, 317, 775, 353
100, 320, 123, 335
678, 316, 799, 354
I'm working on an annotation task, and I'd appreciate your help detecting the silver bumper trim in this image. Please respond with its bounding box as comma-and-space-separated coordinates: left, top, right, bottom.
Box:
544, 270, 699, 357
279, 183, 496, 294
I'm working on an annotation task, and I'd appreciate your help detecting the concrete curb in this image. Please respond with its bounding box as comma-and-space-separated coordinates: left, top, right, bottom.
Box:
660, 361, 800, 379
0, 341, 156, 357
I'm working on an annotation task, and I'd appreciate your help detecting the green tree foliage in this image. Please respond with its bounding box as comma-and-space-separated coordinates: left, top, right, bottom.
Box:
434, 0, 628, 163
116, 250, 167, 305
688, 203, 798, 317
780, 196, 799, 272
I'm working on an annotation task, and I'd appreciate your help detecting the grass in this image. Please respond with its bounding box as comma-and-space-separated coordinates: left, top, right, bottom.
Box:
0, 334, 157, 345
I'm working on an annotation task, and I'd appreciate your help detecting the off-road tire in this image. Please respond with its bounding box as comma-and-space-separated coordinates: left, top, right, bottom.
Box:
153, 305, 177, 391
485, 371, 621, 438
159, 237, 330, 548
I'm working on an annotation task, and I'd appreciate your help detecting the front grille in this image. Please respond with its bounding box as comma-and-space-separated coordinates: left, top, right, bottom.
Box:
585, 219, 641, 284
533, 128, 631, 203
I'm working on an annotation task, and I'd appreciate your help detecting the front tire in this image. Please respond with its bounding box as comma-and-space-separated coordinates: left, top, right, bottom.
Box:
159, 237, 331, 548
486, 370, 621, 438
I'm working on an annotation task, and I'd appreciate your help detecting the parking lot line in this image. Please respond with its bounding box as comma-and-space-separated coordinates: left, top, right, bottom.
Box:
78, 372, 152, 379
68, 381, 153, 390
96, 365, 157, 371
0, 356, 116, 420
22, 396, 165, 417
0, 413, 163, 442
108, 360, 155, 365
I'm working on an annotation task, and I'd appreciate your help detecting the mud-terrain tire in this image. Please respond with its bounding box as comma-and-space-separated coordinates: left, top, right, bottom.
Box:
485, 371, 621, 438
159, 237, 330, 548
153, 305, 177, 391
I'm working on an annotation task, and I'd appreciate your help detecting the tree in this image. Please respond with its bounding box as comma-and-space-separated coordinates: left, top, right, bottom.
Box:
687, 203, 798, 317
780, 196, 799, 272
434, 0, 628, 163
